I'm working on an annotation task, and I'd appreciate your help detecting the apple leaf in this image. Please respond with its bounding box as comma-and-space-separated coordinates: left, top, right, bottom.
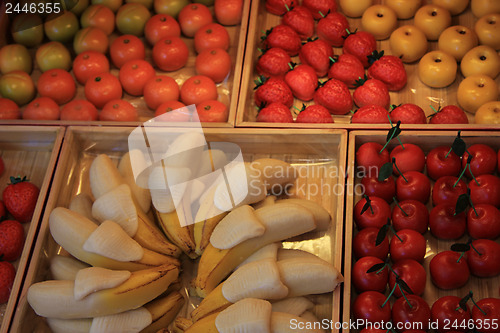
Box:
459, 291, 473, 312
455, 193, 470, 215
451, 131, 466, 157
451, 243, 471, 253
359, 195, 373, 216
386, 121, 402, 142
366, 262, 386, 274
396, 277, 414, 295
376, 223, 390, 246
378, 162, 393, 182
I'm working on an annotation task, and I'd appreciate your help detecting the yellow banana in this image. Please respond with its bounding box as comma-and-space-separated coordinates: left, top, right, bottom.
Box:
155, 209, 197, 259
140, 291, 185, 333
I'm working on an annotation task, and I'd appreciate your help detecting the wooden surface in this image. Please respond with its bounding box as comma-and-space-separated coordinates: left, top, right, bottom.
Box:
0, 1, 252, 127
343, 130, 500, 333
12, 126, 347, 332
0, 126, 64, 333
236, 0, 500, 129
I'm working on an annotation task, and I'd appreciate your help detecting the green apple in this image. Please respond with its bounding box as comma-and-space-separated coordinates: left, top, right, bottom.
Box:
0, 44, 33, 74
154, 0, 190, 18
91, 0, 123, 12
35, 41, 72, 72
116, 3, 151, 36
11, 13, 44, 47
44, 11, 80, 43
0, 71, 36, 106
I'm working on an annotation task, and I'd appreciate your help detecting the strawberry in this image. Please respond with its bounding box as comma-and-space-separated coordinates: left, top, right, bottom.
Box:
317, 12, 350, 47
262, 25, 302, 56
353, 76, 390, 109
0, 220, 24, 262
390, 103, 427, 124
3, 176, 39, 223
429, 105, 469, 124
302, 0, 337, 20
256, 102, 294, 123
314, 78, 353, 115
328, 54, 365, 88
351, 104, 391, 124
254, 76, 294, 108
296, 104, 334, 123
0, 259, 15, 304
343, 30, 377, 68
367, 50, 407, 91
282, 6, 315, 40
256, 48, 291, 78
265, 0, 296, 16
299, 39, 333, 77
284, 64, 318, 101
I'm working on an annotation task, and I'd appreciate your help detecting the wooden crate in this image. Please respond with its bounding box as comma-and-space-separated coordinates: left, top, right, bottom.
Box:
343, 130, 500, 333
235, 0, 500, 129
0, 126, 64, 333
0, 1, 251, 127
12, 126, 347, 332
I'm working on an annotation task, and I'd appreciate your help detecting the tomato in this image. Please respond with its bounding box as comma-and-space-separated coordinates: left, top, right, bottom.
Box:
471, 298, 500, 333
73, 51, 110, 85
35, 41, 72, 72
396, 171, 431, 204
91, 0, 123, 12
466, 239, 500, 278
119, 59, 156, 96
178, 3, 213, 38
0, 99, 20, 119
60, 100, 98, 121
196, 100, 228, 122
144, 75, 180, 110
37, 69, 76, 105
195, 48, 231, 83
430, 251, 470, 289
100, 99, 138, 121
180, 75, 218, 105
431, 296, 471, 333
390, 144, 426, 175
109, 35, 146, 69
73, 27, 109, 54
80, 4, 115, 35
392, 295, 431, 332
389, 259, 426, 297
429, 204, 467, 240
0, 44, 32, 74
11, 13, 44, 47
469, 174, 500, 207
426, 146, 462, 181
214, 0, 243, 26
115, 3, 151, 37
144, 14, 181, 45
353, 196, 391, 230
467, 204, 500, 240
84, 73, 123, 109
194, 23, 230, 53
154, 0, 190, 18
152, 36, 189, 72
44, 11, 79, 43
155, 100, 189, 121
390, 229, 426, 263
356, 142, 390, 174
22, 97, 60, 120
352, 256, 388, 293
392, 200, 429, 234
352, 291, 392, 324
0, 71, 36, 106
432, 176, 467, 206
361, 175, 395, 204
353, 227, 389, 260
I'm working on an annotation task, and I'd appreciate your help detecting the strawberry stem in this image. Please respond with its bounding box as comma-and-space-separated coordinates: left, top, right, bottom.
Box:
393, 197, 408, 217
319, 11, 325, 18
285, 3, 290, 11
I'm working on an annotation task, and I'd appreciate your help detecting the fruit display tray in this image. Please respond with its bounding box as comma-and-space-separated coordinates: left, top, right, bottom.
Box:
343, 130, 500, 333
0, 1, 251, 127
0, 126, 64, 333
235, 0, 500, 129
11, 126, 347, 332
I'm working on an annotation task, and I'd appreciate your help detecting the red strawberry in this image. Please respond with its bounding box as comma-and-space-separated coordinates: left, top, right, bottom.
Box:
3, 176, 40, 223
265, 0, 296, 16
282, 6, 314, 39
302, 0, 337, 20
343, 30, 377, 68
328, 54, 365, 88
367, 51, 407, 91
299, 39, 333, 77
256, 102, 294, 123
296, 104, 334, 123
429, 105, 469, 124
351, 104, 391, 124
353, 76, 390, 109
263, 25, 302, 56
256, 48, 291, 78
317, 12, 350, 47
390, 103, 427, 124
314, 78, 353, 115
0, 260, 15, 304
0, 220, 24, 262
254, 76, 294, 108
284, 64, 318, 101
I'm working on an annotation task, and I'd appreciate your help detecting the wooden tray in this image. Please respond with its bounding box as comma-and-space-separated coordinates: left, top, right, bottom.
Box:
0, 126, 64, 333
343, 130, 500, 333
12, 126, 347, 332
0, 1, 251, 127
235, 0, 500, 129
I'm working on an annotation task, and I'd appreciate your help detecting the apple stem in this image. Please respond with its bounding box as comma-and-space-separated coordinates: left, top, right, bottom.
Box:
392, 158, 408, 183
393, 197, 408, 217
319, 11, 325, 18
469, 291, 488, 316
376, 264, 386, 275
382, 284, 397, 308
453, 164, 468, 188
363, 194, 375, 215
470, 243, 483, 256
470, 199, 479, 217
398, 284, 413, 310
391, 226, 403, 242
379, 140, 391, 154
445, 147, 453, 159
430, 105, 439, 113
468, 164, 480, 186
456, 252, 465, 263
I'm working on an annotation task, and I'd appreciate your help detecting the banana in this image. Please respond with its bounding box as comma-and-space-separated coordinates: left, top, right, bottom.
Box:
271, 297, 314, 317
89, 154, 125, 200
172, 317, 194, 333
277, 248, 326, 263
250, 158, 297, 191
184, 313, 219, 333
49, 207, 179, 271
50, 255, 89, 280
47, 318, 92, 333
275, 198, 331, 231
148, 165, 191, 214
140, 291, 185, 333
118, 151, 151, 213
236, 242, 280, 269
155, 208, 197, 259
69, 193, 96, 223
301, 311, 320, 323
193, 203, 316, 297
74, 267, 131, 300
90, 307, 152, 332
252, 195, 277, 209
27, 263, 179, 319
271, 312, 325, 333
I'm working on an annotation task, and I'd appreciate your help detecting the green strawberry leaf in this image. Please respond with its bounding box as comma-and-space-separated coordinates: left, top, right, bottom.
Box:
368, 50, 384, 65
